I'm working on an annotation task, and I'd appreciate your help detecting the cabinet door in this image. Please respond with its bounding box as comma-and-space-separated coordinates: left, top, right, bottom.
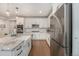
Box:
32, 33, 37, 39
23, 41, 28, 56
32, 33, 40, 40
16, 17, 24, 25
39, 33, 47, 39
0, 51, 12, 56
27, 38, 31, 54
13, 42, 23, 56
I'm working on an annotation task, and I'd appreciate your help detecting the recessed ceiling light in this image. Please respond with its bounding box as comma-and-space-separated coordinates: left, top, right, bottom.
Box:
6, 10, 10, 16
6, 3, 10, 16
16, 7, 19, 13
16, 16, 18, 20
40, 11, 42, 14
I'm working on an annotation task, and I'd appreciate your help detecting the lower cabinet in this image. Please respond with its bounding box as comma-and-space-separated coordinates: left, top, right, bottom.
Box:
32, 33, 50, 46
22, 37, 31, 56
0, 51, 13, 56
32, 33, 50, 40
12, 41, 24, 56
27, 38, 31, 54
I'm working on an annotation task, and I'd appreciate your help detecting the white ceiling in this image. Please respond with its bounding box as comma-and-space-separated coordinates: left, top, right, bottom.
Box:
0, 3, 52, 18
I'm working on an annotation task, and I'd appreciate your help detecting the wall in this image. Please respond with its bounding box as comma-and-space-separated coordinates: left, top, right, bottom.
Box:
0, 19, 10, 37
72, 4, 79, 56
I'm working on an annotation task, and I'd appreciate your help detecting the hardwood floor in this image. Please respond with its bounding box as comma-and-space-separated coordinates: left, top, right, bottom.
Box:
29, 40, 50, 56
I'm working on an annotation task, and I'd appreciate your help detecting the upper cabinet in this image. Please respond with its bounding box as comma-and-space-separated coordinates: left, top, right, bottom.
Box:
24, 18, 50, 29
16, 17, 24, 25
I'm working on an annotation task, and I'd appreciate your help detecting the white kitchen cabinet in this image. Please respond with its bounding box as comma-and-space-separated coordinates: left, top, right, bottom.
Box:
32, 33, 49, 40
23, 36, 31, 56
12, 41, 24, 56
27, 37, 31, 55
39, 33, 50, 46
38, 33, 48, 39
16, 17, 24, 25
25, 28, 47, 33
32, 33, 50, 46
0, 51, 12, 56
24, 18, 49, 29
32, 33, 39, 40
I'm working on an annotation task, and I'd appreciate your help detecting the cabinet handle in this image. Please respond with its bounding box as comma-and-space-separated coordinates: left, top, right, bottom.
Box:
17, 50, 23, 56
17, 46, 22, 51
28, 42, 30, 47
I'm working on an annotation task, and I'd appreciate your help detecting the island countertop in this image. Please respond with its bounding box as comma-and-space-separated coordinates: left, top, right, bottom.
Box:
0, 37, 24, 51
0, 34, 32, 51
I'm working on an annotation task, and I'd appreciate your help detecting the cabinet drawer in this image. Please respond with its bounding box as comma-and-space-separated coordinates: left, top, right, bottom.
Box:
16, 50, 23, 56
12, 42, 23, 56
16, 46, 22, 51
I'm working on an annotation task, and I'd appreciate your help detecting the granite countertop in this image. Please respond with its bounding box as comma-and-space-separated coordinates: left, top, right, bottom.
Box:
0, 37, 24, 51
0, 33, 32, 51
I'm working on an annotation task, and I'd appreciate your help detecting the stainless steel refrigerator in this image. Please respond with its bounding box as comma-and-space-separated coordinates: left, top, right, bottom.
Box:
50, 3, 72, 56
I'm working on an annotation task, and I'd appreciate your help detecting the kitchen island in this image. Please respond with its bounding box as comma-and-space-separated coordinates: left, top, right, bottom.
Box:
0, 34, 32, 56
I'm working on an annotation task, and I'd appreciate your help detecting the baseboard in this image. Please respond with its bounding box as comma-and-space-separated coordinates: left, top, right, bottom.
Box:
32, 39, 46, 40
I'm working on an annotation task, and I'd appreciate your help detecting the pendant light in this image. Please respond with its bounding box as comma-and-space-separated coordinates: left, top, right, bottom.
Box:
16, 7, 19, 20
6, 3, 10, 16
16, 7, 18, 14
